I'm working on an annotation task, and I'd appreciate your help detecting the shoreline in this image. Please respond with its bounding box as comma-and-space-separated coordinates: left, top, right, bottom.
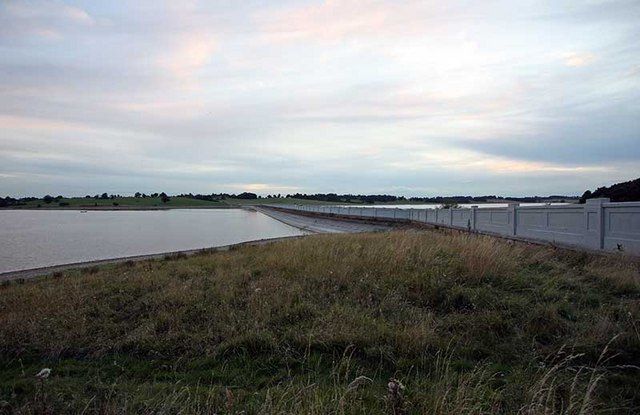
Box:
0, 234, 310, 282
0, 207, 393, 282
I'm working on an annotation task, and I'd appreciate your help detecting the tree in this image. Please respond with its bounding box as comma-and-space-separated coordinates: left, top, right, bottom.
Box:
100, 193, 109, 199
236, 192, 257, 200
43, 195, 54, 204
440, 202, 460, 209
579, 190, 592, 204
134, 192, 142, 198
579, 178, 640, 203
160, 192, 170, 203
0, 197, 18, 207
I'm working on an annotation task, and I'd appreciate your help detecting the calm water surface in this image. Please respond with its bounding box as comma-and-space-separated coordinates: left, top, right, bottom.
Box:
0, 209, 306, 273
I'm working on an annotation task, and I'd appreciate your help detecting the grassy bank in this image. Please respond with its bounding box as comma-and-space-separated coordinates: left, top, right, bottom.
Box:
15, 196, 225, 209
0, 231, 639, 413
8, 196, 341, 209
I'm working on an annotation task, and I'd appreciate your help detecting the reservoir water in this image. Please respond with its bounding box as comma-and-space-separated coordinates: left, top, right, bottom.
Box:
0, 209, 306, 274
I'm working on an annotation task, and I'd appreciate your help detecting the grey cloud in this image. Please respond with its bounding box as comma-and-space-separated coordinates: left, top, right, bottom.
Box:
454, 106, 640, 165
1, 1, 639, 197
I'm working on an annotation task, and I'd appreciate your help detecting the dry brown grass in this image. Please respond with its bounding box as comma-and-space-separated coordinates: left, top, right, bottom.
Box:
0, 230, 638, 414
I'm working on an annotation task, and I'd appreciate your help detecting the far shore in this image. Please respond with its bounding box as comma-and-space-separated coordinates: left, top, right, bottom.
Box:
1, 199, 579, 211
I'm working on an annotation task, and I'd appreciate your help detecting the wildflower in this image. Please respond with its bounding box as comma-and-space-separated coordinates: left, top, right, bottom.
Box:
387, 378, 406, 415
387, 378, 405, 394
35, 368, 51, 379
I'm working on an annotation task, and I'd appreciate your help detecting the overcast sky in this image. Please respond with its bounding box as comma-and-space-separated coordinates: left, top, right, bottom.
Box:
1, 0, 639, 197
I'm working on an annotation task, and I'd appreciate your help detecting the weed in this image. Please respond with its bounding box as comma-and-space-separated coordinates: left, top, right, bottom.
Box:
0, 231, 638, 413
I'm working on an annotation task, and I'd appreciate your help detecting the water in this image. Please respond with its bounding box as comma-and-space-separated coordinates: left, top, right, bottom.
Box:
0, 209, 306, 273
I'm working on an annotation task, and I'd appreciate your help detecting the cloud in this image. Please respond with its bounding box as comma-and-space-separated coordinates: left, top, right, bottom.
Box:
157, 32, 217, 86
258, 0, 393, 43
3, 1, 94, 25
228, 183, 301, 193
0, 114, 103, 134
0, 1, 95, 42
256, 0, 484, 45
1, 1, 639, 197
61, 5, 94, 25
563, 51, 597, 67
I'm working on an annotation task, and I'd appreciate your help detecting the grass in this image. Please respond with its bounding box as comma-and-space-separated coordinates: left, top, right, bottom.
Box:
18, 196, 226, 208
13, 196, 342, 209
0, 230, 638, 414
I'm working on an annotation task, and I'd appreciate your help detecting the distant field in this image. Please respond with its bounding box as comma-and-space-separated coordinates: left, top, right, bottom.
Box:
17, 196, 225, 208
11, 196, 347, 209
1, 231, 638, 413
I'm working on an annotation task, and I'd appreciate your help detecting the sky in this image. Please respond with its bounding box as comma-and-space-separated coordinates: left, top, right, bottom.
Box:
1, 0, 639, 198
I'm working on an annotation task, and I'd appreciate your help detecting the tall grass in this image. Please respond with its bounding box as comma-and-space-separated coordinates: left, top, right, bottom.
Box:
0, 230, 638, 413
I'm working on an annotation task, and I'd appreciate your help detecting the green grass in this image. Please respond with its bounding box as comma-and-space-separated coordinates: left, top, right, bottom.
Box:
19, 196, 226, 208
14, 196, 344, 209
0, 231, 639, 414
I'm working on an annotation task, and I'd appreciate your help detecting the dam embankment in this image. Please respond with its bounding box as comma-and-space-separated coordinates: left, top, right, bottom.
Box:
262, 199, 640, 256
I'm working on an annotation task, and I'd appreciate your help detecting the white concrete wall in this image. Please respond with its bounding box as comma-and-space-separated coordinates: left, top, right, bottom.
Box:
451, 208, 471, 229
475, 208, 510, 235
272, 198, 640, 255
603, 202, 640, 253
426, 209, 437, 223
516, 205, 585, 247
436, 208, 450, 225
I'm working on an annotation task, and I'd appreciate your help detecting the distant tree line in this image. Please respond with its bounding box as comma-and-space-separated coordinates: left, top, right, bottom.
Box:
282, 193, 403, 203
178, 192, 258, 201
260, 193, 578, 204
579, 177, 640, 203
0, 196, 37, 207
407, 195, 576, 204
0, 191, 174, 207
0, 189, 588, 208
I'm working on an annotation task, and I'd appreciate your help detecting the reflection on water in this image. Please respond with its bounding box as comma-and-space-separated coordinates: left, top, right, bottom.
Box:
0, 209, 305, 273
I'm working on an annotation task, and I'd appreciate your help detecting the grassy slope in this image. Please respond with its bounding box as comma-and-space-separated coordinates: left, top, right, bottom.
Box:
20, 196, 225, 208
0, 231, 639, 414
16, 196, 341, 208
